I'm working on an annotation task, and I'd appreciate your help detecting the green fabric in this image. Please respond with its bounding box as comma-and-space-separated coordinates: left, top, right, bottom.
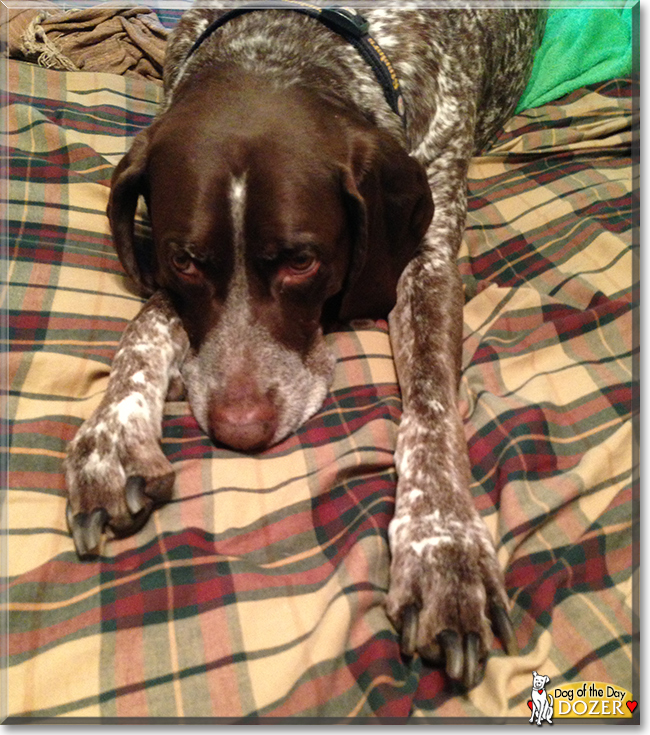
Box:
516, 6, 634, 112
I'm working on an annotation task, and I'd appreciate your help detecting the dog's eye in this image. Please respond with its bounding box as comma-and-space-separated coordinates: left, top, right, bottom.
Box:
171, 252, 198, 276
286, 253, 319, 277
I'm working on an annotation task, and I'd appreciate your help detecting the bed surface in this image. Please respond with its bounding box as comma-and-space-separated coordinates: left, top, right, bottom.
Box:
3, 9, 638, 722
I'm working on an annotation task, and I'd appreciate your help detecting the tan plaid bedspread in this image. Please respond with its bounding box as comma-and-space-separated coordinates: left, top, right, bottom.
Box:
3, 58, 637, 721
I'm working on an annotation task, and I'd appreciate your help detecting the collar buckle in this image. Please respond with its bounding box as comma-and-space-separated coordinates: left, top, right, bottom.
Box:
321, 8, 369, 38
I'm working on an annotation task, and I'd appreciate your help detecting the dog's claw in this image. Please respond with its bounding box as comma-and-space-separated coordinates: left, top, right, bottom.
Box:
400, 606, 419, 656
85, 508, 108, 553
492, 603, 518, 656
439, 629, 463, 681
69, 516, 88, 558
463, 632, 483, 689
67, 505, 108, 558
125, 476, 148, 515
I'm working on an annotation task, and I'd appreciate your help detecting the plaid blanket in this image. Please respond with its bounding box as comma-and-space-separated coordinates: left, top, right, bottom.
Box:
3, 57, 637, 721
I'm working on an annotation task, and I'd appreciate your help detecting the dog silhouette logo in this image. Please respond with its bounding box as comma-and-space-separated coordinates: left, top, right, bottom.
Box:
528, 671, 554, 725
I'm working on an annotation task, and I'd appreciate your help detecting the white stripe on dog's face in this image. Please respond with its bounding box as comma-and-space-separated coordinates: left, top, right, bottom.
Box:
228, 173, 249, 292
220, 173, 252, 328
229, 175, 247, 256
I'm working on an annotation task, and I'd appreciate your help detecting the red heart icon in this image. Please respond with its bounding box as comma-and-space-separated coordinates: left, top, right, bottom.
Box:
627, 701, 637, 713
527, 700, 533, 710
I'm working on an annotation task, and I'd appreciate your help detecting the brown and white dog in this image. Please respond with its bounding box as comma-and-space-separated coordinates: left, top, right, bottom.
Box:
65, 2, 546, 690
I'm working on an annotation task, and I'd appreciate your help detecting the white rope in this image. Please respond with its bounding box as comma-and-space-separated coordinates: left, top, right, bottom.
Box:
21, 11, 79, 72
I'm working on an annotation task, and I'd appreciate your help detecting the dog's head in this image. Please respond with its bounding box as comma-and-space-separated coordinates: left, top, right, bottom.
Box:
532, 672, 550, 690
108, 69, 433, 451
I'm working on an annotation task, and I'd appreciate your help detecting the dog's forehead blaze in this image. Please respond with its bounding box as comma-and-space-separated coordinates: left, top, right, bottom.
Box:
228, 173, 247, 257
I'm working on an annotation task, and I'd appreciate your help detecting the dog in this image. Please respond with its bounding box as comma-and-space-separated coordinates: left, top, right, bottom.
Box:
530, 671, 554, 725
64, 1, 546, 690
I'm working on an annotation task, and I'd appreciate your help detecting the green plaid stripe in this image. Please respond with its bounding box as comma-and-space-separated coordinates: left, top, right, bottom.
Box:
4, 58, 636, 721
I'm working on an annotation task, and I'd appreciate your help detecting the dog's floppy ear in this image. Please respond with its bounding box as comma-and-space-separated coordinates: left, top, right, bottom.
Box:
336, 128, 433, 321
107, 127, 156, 294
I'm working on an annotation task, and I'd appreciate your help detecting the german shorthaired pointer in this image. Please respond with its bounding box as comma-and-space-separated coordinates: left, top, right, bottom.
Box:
65, 1, 545, 690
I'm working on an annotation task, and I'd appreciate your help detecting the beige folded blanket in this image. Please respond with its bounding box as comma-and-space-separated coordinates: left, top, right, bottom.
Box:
5, 3, 168, 80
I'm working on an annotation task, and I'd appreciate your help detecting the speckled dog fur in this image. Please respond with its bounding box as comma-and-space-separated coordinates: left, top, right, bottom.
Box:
65, 1, 545, 690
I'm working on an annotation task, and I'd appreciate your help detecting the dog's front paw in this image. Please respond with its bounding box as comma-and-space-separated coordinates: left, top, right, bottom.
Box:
386, 502, 517, 689
64, 410, 174, 558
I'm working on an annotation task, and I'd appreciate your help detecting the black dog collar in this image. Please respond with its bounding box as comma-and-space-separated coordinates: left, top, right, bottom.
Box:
184, 1, 407, 126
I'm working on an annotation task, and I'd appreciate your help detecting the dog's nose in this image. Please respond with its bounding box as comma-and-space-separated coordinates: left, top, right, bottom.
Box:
208, 380, 278, 452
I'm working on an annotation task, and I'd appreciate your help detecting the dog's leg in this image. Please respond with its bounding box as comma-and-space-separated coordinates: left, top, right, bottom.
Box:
65, 291, 188, 558
386, 149, 516, 689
